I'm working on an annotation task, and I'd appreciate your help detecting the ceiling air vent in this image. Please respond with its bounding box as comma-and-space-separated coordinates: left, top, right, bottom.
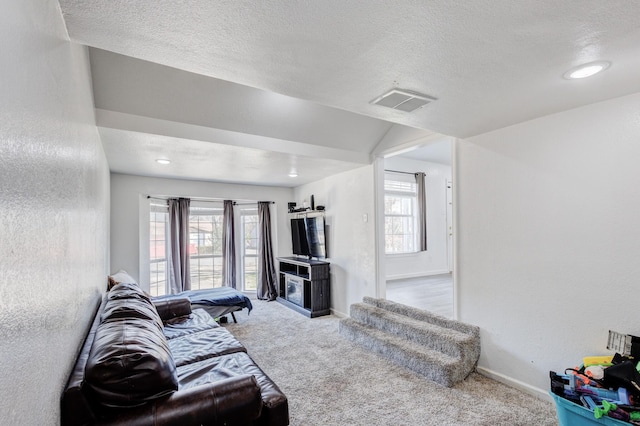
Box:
370, 89, 436, 112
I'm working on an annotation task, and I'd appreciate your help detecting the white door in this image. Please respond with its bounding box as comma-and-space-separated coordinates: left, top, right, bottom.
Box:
446, 180, 453, 273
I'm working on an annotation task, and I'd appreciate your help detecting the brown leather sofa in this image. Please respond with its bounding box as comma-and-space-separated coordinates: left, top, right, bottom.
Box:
62, 282, 288, 426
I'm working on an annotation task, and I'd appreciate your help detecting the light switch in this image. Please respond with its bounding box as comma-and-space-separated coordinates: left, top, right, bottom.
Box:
363, 214, 368, 223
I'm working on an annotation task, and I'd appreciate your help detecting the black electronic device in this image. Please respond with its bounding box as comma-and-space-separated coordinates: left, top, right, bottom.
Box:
290, 218, 310, 257
288, 202, 296, 213
290, 216, 327, 259
305, 216, 326, 259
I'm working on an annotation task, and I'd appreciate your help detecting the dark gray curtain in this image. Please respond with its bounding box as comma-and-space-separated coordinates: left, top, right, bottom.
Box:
415, 172, 427, 251
167, 197, 191, 294
257, 202, 278, 300
222, 200, 236, 288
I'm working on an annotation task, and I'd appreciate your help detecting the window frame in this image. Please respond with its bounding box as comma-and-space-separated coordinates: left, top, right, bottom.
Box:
188, 204, 224, 291
384, 172, 419, 255
149, 202, 169, 296
239, 206, 259, 292
147, 199, 263, 296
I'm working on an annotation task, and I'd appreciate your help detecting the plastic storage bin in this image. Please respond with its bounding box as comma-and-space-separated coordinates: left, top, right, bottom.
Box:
551, 393, 629, 426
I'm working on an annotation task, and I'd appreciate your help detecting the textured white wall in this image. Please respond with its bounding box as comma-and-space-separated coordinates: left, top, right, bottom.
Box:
0, 1, 109, 424
456, 92, 640, 396
384, 157, 451, 279
110, 174, 294, 291
294, 165, 377, 316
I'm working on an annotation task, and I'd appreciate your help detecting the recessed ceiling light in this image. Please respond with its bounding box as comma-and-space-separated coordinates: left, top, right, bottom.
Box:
288, 171, 298, 178
564, 61, 611, 79
156, 159, 171, 165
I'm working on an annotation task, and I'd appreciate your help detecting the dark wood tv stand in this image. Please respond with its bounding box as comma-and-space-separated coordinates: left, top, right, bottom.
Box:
276, 257, 330, 318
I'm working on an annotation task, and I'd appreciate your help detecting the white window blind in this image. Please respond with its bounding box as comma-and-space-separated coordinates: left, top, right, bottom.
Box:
384, 172, 418, 254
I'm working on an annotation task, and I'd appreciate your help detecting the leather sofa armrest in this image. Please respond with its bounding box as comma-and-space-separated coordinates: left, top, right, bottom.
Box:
153, 298, 192, 321
97, 375, 263, 426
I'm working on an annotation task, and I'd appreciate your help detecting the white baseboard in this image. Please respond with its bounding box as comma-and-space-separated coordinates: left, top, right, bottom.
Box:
330, 308, 348, 318
476, 366, 552, 402
386, 270, 450, 281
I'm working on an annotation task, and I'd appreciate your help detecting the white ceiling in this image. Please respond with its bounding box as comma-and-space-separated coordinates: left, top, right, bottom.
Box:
57, 0, 640, 186
90, 48, 404, 186
399, 139, 452, 166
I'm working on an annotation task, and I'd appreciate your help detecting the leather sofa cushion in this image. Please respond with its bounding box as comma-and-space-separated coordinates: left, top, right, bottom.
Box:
107, 281, 150, 301
61, 296, 103, 426
101, 295, 164, 331
85, 315, 178, 407
177, 352, 288, 426
169, 327, 246, 367
163, 308, 220, 340
93, 375, 263, 426
153, 297, 192, 321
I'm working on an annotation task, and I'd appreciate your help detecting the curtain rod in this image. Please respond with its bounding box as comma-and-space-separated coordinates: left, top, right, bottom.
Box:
147, 195, 274, 205
384, 169, 420, 175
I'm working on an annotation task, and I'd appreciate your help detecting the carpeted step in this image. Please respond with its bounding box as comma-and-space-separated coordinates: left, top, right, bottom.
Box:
339, 318, 465, 387
349, 302, 478, 367
362, 297, 479, 338
339, 297, 480, 387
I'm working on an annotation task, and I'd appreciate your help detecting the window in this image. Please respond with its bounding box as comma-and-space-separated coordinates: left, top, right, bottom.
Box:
240, 207, 259, 291
149, 203, 169, 296
149, 200, 260, 295
384, 172, 418, 254
189, 205, 224, 290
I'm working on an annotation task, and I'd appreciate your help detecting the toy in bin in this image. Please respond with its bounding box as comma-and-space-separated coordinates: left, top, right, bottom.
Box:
550, 330, 640, 425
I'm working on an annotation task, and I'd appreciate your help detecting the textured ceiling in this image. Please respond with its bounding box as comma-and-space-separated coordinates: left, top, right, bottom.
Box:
57, 0, 640, 184
99, 127, 365, 186
400, 139, 452, 166
89, 48, 414, 186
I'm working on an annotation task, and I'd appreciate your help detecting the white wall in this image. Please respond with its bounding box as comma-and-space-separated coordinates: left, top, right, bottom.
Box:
294, 165, 377, 316
384, 156, 451, 279
110, 174, 293, 291
456, 92, 640, 396
0, 1, 110, 424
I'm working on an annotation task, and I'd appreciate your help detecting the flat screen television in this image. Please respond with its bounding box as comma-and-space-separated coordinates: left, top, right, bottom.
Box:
305, 216, 326, 259
290, 218, 310, 257
290, 216, 327, 259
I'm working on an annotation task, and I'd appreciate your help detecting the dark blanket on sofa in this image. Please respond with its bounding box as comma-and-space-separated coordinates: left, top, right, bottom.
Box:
154, 287, 253, 313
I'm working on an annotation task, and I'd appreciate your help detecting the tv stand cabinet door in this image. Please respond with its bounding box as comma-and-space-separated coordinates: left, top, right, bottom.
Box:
310, 278, 330, 312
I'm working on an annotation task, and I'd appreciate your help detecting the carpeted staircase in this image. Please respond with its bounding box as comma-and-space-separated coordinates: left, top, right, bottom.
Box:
339, 297, 480, 387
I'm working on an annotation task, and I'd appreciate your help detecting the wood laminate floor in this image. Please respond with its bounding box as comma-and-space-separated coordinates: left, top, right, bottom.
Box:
386, 273, 453, 318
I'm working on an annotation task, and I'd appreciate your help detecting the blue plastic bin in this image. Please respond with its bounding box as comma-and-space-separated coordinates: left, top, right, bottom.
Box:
550, 392, 629, 426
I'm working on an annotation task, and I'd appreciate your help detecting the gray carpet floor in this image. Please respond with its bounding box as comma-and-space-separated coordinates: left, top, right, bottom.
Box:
225, 300, 559, 426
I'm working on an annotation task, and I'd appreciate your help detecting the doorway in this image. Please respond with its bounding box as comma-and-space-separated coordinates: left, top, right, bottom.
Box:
377, 137, 455, 318
386, 273, 453, 317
